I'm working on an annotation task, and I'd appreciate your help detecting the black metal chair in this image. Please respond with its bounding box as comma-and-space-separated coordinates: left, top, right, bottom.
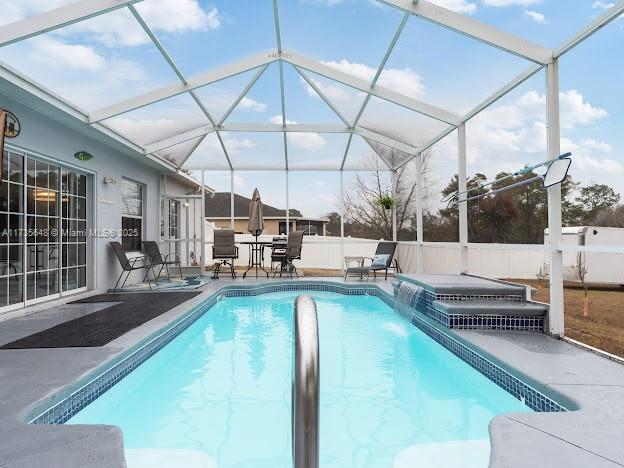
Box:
212, 230, 238, 279
270, 236, 287, 271
110, 241, 155, 290
344, 241, 400, 281
273, 230, 304, 278
142, 241, 183, 282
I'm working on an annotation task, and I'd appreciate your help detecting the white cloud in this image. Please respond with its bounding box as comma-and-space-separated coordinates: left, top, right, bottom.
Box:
479, 89, 607, 130
137, 1, 220, 32
270, 115, 327, 151
592, 1, 615, 11
580, 139, 612, 153
224, 138, 256, 154
560, 90, 608, 128
3, 1, 219, 44
28, 37, 105, 71
428, 0, 477, 14
322, 60, 424, 98
482, 0, 541, 6
307, 0, 349, 5
300, 76, 360, 103
238, 97, 267, 112
60, 1, 220, 47
524, 10, 547, 23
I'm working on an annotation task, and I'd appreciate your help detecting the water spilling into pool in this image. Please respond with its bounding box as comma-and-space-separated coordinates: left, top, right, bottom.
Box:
68, 291, 530, 467
395, 281, 426, 323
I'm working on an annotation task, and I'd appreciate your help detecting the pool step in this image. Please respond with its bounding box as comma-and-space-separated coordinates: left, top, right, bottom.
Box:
431, 300, 547, 331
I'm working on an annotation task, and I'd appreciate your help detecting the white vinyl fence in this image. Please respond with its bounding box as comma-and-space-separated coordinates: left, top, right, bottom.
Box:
198, 233, 547, 279
204, 234, 380, 271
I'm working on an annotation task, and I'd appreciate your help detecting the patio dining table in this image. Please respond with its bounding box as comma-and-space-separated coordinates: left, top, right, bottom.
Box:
240, 240, 273, 278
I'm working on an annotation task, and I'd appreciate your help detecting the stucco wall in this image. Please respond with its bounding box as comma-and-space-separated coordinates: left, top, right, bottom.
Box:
0, 95, 191, 298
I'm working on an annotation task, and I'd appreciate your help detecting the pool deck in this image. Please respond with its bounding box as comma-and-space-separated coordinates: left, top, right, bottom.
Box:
0, 276, 623, 467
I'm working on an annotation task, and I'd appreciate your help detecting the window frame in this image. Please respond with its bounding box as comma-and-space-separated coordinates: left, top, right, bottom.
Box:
121, 178, 144, 252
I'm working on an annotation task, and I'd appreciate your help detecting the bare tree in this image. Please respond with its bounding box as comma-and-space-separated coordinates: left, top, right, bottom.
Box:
569, 252, 589, 317
343, 147, 432, 239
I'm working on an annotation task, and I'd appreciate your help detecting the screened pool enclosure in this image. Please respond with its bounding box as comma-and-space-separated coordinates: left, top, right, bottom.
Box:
1, 0, 624, 335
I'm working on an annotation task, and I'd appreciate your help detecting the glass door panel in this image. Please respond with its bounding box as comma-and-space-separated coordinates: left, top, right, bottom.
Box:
61, 169, 87, 292
25, 159, 60, 303
0, 151, 24, 309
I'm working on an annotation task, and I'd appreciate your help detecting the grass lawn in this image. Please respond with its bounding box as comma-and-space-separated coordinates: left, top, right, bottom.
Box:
508, 279, 624, 359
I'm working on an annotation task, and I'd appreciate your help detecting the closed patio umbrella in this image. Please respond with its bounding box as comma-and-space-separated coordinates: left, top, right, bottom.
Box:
248, 188, 265, 239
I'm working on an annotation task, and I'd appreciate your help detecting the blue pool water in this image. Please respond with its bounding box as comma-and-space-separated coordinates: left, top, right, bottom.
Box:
68, 291, 531, 467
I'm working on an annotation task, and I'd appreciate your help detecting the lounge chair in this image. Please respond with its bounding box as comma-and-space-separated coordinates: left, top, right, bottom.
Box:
273, 230, 304, 278
212, 230, 238, 279
142, 241, 183, 282
110, 241, 155, 291
344, 241, 400, 281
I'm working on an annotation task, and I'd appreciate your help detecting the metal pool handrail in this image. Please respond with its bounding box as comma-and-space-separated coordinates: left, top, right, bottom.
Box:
292, 295, 320, 468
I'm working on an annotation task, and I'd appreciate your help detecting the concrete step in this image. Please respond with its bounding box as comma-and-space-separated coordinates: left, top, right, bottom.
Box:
433, 300, 547, 317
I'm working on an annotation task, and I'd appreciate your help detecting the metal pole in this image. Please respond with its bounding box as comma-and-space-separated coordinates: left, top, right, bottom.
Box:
200, 170, 206, 276
340, 170, 345, 273
391, 170, 398, 242
292, 295, 319, 468
546, 59, 565, 337
415, 153, 424, 273
185, 199, 190, 268
286, 170, 290, 235
457, 124, 468, 274
230, 170, 235, 230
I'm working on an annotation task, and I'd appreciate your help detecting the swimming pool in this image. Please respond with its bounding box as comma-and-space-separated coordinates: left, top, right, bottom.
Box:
68, 290, 531, 467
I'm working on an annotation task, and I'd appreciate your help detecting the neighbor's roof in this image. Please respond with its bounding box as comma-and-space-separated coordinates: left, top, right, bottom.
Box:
205, 192, 287, 218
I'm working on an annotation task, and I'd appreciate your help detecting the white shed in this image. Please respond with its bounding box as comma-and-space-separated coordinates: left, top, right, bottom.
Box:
544, 226, 624, 285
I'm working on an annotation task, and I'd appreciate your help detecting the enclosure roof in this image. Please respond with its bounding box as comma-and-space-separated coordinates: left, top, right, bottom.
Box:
1, 0, 623, 174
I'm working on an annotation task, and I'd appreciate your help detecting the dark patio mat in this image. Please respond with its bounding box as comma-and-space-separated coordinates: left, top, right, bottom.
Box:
0, 292, 201, 349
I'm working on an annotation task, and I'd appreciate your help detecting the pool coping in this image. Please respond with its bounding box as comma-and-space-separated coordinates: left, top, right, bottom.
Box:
1, 278, 623, 467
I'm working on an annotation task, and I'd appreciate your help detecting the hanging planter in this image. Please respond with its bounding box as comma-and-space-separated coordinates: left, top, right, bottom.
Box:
378, 194, 395, 212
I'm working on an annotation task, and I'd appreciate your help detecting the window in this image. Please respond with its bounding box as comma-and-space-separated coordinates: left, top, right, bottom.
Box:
121, 179, 143, 251
169, 200, 179, 239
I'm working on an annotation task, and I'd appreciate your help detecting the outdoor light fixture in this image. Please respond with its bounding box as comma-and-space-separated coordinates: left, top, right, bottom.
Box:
103, 176, 117, 185
74, 151, 93, 161
443, 152, 572, 205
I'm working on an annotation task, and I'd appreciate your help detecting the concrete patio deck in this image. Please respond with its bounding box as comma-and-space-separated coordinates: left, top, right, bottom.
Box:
0, 276, 622, 467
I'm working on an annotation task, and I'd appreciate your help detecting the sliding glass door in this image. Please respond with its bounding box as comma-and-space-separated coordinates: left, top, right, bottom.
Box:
0, 149, 90, 313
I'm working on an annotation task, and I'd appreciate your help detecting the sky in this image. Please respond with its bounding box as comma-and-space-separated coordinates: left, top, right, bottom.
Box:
0, 0, 623, 218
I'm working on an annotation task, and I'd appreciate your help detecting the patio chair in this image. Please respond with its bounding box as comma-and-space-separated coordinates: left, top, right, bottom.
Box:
212, 230, 238, 279
269, 236, 287, 271
142, 241, 183, 282
110, 241, 155, 291
344, 241, 400, 281
273, 230, 304, 278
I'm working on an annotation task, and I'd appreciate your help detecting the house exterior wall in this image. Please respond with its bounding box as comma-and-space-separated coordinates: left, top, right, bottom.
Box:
212, 219, 283, 235
210, 219, 326, 236
0, 95, 187, 307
